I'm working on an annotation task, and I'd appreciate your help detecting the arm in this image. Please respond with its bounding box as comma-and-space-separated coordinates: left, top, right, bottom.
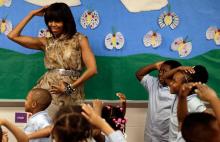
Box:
7, 7, 47, 50
116, 92, 126, 117
27, 125, 52, 139
135, 61, 164, 81
71, 37, 97, 88
177, 83, 195, 129
0, 119, 28, 142
163, 66, 195, 81
195, 84, 220, 127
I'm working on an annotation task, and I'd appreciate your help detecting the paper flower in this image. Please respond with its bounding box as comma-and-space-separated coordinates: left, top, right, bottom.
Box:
80, 10, 100, 29
171, 37, 192, 57
206, 26, 220, 45
0, 0, 12, 7
38, 28, 52, 38
105, 32, 125, 50
158, 5, 179, 29
143, 31, 162, 48
24, 0, 81, 6
0, 18, 12, 35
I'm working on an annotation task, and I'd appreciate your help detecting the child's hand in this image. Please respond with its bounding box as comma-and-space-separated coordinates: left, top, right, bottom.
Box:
92, 99, 103, 116
195, 83, 218, 102
178, 66, 195, 74
155, 61, 164, 70
2, 131, 9, 142
179, 82, 197, 97
116, 92, 126, 103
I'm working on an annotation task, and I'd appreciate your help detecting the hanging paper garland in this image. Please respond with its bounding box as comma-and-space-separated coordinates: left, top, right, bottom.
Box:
38, 28, 52, 38
105, 32, 125, 50
0, 0, 12, 7
158, 5, 179, 29
171, 37, 192, 57
80, 10, 100, 29
206, 26, 220, 45
0, 18, 12, 35
143, 31, 162, 48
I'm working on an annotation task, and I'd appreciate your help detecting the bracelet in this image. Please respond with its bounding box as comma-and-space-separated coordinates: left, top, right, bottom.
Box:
65, 84, 76, 95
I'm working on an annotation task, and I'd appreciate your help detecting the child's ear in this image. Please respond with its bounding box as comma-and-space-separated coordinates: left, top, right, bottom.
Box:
31, 101, 37, 108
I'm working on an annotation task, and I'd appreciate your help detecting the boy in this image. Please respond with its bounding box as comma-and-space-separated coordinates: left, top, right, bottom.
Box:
166, 65, 208, 142
136, 60, 181, 142
24, 88, 52, 142
181, 83, 220, 142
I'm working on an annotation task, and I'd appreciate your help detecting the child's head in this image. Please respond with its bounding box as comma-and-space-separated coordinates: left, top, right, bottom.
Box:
25, 88, 52, 113
52, 106, 92, 142
101, 104, 127, 133
158, 60, 181, 86
181, 113, 220, 142
169, 65, 208, 94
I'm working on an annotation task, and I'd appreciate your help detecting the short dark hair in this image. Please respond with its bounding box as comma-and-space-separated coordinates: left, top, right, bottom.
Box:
163, 60, 181, 69
0, 126, 2, 142
44, 3, 77, 38
191, 65, 208, 83
182, 113, 218, 142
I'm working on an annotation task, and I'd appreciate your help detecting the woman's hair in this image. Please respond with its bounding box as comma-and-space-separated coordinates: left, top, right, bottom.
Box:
44, 2, 77, 38
181, 113, 218, 142
52, 113, 92, 142
101, 104, 127, 133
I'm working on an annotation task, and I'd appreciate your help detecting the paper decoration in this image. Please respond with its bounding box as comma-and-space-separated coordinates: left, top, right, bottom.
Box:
171, 37, 192, 57
38, 28, 52, 38
24, 0, 81, 6
143, 31, 162, 48
120, 0, 168, 12
0, 0, 12, 7
206, 26, 220, 45
0, 18, 12, 35
80, 10, 100, 29
158, 6, 179, 29
105, 32, 125, 50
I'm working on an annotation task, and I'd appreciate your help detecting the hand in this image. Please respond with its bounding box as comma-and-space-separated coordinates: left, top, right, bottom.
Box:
195, 83, 218, 102
50, 81, 67, 95
116, 92, 126, 103
81, 104, 105, 129
30, 6, 48, 17
179, 82, 197, 97
2, 131, 9, 142
92, 99, 103, 116
178, 66, 195, 74
155, 61, 164, 70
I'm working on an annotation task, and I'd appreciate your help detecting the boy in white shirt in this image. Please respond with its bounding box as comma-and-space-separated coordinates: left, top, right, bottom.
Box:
24, 88, 52, 142
136, 60, 181, 142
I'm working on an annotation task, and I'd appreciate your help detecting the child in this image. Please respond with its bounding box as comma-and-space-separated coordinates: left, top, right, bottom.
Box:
24, 88, 52, 142
136, 60, 181, 142
101, 93, 127, 134
166, 65, 208, 142
181, 83, 220, 142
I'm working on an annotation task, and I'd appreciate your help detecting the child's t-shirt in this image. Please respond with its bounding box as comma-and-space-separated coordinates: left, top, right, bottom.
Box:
24, 110, 52, 142
169, 94, 207, 142
141, 74, 175, 142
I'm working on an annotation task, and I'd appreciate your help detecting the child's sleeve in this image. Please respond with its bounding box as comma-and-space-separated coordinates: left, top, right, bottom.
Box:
140, 74, 155, 89
187, 96, 207, 113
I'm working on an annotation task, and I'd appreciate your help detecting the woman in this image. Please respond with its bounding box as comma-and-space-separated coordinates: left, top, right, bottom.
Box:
7, 3, 97, 118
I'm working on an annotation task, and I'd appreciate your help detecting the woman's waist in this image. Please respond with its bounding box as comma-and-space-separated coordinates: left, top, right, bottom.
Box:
47, 68, 81, 76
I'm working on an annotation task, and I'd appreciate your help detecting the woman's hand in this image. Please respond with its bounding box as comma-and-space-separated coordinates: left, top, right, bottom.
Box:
30, 6, 48, 17
50, 81, 67, 95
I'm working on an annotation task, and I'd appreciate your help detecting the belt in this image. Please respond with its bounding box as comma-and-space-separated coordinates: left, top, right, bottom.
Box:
48, 69, 81, 76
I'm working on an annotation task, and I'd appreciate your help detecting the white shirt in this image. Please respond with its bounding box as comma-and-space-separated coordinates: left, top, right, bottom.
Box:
169, 94, 206, 142
141, 74, 175, 142
24, 111, 52, 142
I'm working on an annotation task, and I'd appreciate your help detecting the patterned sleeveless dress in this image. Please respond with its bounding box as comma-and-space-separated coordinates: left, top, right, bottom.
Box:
34, 32, 85, 118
